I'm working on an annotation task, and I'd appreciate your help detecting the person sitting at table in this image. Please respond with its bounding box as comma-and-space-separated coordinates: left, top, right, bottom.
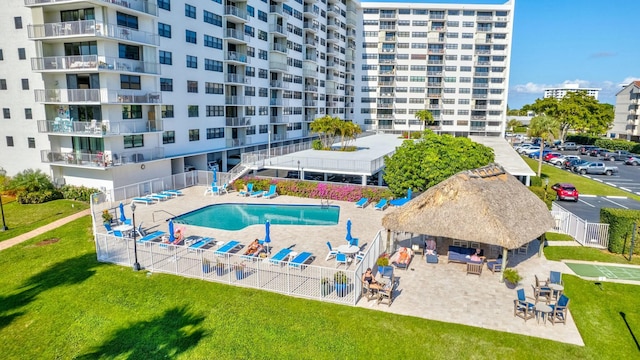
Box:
362, 268, 383, 291
425, 237, 437, 255
397, 247, 411, 265
244, 239, 263, 256
469, 248, 483, 262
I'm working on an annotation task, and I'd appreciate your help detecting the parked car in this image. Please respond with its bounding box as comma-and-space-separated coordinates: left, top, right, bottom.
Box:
625, 156, 640, 166
527, 149, 553, 159
543, 152, 562, 162
565, 158, 589, 170
514, 143, 535, 153
184, 164, 196, 172
226, 155, 242, 171
601, 150, 634, 161
551, 183, 579, 202
572, 161, 619, 176
207, 161, 219, 171
578, 145, 598, 155
557, 142, 578, 151
549, 155, 580, 166
589, 148, 610, 157
520, 146, 541, 156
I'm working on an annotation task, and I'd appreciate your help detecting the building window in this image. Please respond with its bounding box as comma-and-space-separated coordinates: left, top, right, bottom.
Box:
119, 44, 140, 60
123, 134, 144, 149
206, 105, 224, 117
259, 124, 268, 134
158, 0, 170, 11
24, 108, 32, 119
258, 50, 267, 60
160, 78, 173, 91
185, 4, 196, 18
116, 12, 138, 29
120, 75, 141, 90
3, 108, 10, 118
185, 30, 197, 44
162, 130, 175, 144
158, 23, 171, 38
0, 49, 3, 60
258, 30, 267, 41
187, 80, 198, 93
204, 35, 222, 49
0, 79, 6, 90
161, 105, 174, 118
205, 82, 223, 94
122, 105, 142, 119
204, 58, 222, 72
159, 50, 172, 65
186, 55, 197, 68
188, 105, 199, 117
6, 136, 14, 147
17, 48, 26, 61
206, 127, 224, 139
14, 17, 22, 29
188, 129, 199, 141
21, 79, 29, 90
204, 11, 222, 26
28, 137, 35, 149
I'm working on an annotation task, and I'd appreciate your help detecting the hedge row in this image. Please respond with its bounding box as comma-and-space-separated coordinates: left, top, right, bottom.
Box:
601, 208, 640, 254
594, 139, 640, 153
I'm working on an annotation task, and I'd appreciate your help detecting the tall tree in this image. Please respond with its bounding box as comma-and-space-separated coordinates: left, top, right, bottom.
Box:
528, 115, 560, 177
414, 109, 434, 132
310, 115, 340, 149
507, 118, 523, 133
336, 121, 362, 150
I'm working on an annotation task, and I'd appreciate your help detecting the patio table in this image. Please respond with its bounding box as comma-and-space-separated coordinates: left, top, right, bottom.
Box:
535, 303, 552, 325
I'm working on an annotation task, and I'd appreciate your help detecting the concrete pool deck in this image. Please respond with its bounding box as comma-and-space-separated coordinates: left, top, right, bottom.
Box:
119, 186, 585, 346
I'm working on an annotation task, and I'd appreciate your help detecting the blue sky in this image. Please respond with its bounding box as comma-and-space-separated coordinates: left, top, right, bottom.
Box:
365, 0, 640, 107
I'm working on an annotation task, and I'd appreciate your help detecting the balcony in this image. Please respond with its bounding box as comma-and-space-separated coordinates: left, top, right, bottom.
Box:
269, 24, 287, 36
472, 94, 488, 99
226, 96, 249, 105
271, 43, 288, 54
226, 138, 252, 147
41, 147, 164, 167
28, 20, 159, 46
270, 98, 288, 106
31, 55, 160, 75
427, 60, 444, 65
304, 100, 317, 107
379, 92, 395, 98
304, 38, 317, 47
305, 85, 318, 92
225, 117, 251, 127
305, 53, 317, 62
427, 49, 445, 54
35, 88, 101, 103
303, 68, 317, 77
304, 115, 316, 122
108, 90, 161, 104
225, 51, 249, 64
303, 21, 319, 32
380, 48, 396, 53
37, 119, 162, 135
24, 0, 159, 17
269, 61, 288, 72
270, 80, 288, 89
225, 6, 248, 22
226, 74, 249, 84
475, 50, 492, 55
270, 115, 290, 124
303, 5, 319, 18
224, 28, 246, 43
377, 103, 394, 108
271, 133, 288, 141
270, 5, 288, 17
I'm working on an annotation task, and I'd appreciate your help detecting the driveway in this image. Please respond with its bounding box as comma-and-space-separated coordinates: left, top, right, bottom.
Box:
553, 196, 640, 222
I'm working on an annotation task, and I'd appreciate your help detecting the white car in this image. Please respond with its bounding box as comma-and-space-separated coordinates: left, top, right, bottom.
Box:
520, 146, 541, 155
549, 155, 580, 166
514, 143, 534, 153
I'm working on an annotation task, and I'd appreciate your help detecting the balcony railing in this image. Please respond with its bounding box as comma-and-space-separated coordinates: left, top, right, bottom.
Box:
225, 6, 248, 20
270, 61, 289, 71
225, 28, 245, 41
31, 55, 160, 74
24, 0, 158, 17
28, 20, 159, 46
270, 115, 290, 124
305, 85, 318, 92
37, 119, 162, 135
270, 80, 288, 88
227, 138, 252, 147
108, 90, 161, 104
225, 51, 249, 63
35, 88, 101, 103
269, 24, 287, 36
226, 117, 251, 127
303, 5, 319, 17
226, 74, 248, 84
41, 147, 164, 167
271, 43, 288, 53
226, 96, 249, 105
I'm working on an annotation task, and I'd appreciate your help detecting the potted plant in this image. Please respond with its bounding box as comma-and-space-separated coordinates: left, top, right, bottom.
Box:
334, 271, 349, 297
214, 259, 226, 276
503, 268, 522, 289
102, 210, 113, 225
376, 255, 389, 274
233, 262, 246, 280
101, 124, 107, 135
202, 258, 212, 273
320, 277, 332, 297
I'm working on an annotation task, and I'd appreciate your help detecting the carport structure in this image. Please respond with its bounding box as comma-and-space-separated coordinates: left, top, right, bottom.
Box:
381, 163, 555, 279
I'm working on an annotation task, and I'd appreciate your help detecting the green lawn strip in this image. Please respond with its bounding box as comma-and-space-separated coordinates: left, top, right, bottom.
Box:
546, 232, 575, 241
522, 157, 640, 201
0, 216, 627, 359
545, 246, 640, 266
0, 199, 89, 242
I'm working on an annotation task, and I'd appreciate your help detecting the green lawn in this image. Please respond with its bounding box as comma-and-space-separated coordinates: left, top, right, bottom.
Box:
0, 198, 88, 242
545, 246, 640, 266
522, 157, 640, 201
546, 232, 575, 241
1, 216, 640, 359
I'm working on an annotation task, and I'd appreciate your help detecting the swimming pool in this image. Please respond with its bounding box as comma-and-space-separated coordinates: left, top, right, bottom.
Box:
173, 203, 340, 231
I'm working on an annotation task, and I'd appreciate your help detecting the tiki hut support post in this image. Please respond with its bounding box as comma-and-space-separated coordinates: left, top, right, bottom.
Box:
500, 247, 509, 283
386, 229, 392, 254
538, 234, 545, 257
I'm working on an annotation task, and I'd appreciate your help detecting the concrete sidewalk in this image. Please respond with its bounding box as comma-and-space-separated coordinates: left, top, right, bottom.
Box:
0, 209, 91, 251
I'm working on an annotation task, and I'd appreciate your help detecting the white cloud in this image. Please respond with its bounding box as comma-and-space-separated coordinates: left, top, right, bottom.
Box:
511, 78, 640, 96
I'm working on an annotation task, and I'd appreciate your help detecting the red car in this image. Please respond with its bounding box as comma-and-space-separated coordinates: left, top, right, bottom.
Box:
543, 152, 562, 162
551, 183, 579, 202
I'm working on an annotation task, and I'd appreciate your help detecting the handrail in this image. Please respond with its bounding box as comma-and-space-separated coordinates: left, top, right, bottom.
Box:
152, 209, 177, 223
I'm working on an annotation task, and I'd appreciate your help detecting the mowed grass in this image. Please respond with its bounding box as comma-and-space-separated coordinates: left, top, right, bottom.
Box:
0, 197, 89, 242
522, 157, 640, 201
545, 246, 640, 266
546, 232, 575, 241
1, 216, 640, 359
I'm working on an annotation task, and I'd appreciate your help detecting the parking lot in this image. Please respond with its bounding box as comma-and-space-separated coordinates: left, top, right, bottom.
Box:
554, 196, 640, 222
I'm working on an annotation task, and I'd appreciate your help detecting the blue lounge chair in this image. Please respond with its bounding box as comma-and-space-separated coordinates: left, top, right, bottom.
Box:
355, 198, 369, 208
149, 193, 170, 201
113, 230, 125, 237
269, 248, 293, 265
132, 197, 156, 205
188, 237, 214, 251
164, 189, 183, 196
215, 240, 242, 255
263, 184, 278, 199
160, 190, 179, 198
249, 186, 264, 198
238, 183, 253, 197
374, 198, 388, 211
325, 241, 338, 261
288, 252, 315, 269
390, 188, 412, 207
138, 230, 166, 243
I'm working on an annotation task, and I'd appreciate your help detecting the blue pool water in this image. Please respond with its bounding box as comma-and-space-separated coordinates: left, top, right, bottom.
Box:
173, 203, 340, 231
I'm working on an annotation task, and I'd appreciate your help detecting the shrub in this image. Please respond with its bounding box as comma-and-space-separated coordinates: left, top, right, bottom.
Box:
529, 186, 554, 210
566, 134, 599, 145
594, 139, 635, 151
311, 139, 323, 150
600, 208, 640, 254
530, 176, 543, 187
16, 189, 63, 204
59, 185, 98, 202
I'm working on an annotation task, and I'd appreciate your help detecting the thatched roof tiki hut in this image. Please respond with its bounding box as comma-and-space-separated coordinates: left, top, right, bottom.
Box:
382, 163, 554, 280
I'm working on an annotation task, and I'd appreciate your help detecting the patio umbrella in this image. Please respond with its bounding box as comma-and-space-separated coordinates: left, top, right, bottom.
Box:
119, 202, 126, 223
264, 220, 271, 253
346, 218, 353, 242
406, 187, 412, 200
168, 219, 175, 243
212, 167, 217, 185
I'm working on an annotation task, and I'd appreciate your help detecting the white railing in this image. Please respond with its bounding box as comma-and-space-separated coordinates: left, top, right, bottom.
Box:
93, 230, 384, 305
551, 204, 609, 248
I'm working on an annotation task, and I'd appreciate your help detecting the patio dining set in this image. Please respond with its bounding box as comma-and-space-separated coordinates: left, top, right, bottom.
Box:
514, 271, 569, 326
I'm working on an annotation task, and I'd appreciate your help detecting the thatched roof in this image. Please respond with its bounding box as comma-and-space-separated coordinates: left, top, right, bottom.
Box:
381, 164, 554, 249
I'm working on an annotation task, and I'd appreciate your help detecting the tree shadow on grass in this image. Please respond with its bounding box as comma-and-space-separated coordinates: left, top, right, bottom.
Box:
0, 253, 104, 331
77, 306, 206, 360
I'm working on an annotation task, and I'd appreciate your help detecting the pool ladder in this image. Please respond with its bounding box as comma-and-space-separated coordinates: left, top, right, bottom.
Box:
320, 197, 330, 208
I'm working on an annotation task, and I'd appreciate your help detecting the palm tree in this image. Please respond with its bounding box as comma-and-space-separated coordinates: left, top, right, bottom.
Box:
413, 109, 434, 138
507, 118, 522, 133
528, 115, 560, 177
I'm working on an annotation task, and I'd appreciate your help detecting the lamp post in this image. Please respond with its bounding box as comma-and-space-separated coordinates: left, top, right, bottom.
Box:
130, 202, 140, 271
0, 195, 7, 231
268, 129, 271, 163
298, 160, 301, 180
544, 178, 549, 201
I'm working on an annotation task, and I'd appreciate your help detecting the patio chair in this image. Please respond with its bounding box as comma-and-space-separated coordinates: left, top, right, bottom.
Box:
466, 260, 484, 276
549, 294, 570, 325
288, 252, 315, 269
335, 253, 349, 268
163, 189, 184, 196
361, 281, 379, 302
269, 248, 293, 265
132, 197, 156, 205
354, 251, 365, 264
137, 231, 166, 243
374, 198, 388, 211
532, 283, 552, 304
149, 193, 170, 201
263, 184, 278, 199
325, 241, 338, 261
238, 183, 254, 197
391, 247, 412, 270
354, 198, 369, 208
214, 240, 242, 255
113, 230, 125, 238
377, 281, 393, 307
514, 288, 535, 322
135, 223, 146, 237
160, 190, 179, 198
104, 222, 114, 235
349, 238, 359, 247
486, 258, 502, 274
249, 186, 264, 197
549, 271, 564, 286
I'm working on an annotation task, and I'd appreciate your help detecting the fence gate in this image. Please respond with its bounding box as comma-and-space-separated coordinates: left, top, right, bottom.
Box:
551, 204, 609, 248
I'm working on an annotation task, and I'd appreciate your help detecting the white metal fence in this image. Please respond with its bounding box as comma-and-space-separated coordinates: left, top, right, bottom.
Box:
94, 230, 385, 305
551, 203, 609, 248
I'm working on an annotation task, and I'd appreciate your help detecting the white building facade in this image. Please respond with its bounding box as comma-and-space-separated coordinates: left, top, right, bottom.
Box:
1, 0, 513, 190
611, 81, 640, 139
543, 83, 600, 101
356, 1, 514, 137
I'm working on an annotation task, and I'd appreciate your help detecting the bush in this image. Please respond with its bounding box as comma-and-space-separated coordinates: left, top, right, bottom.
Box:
16, 189, 63, 204
59, 185, 99, 202
530, 176, 543, 187
529, 186, 554, 210
600, 208, 640, 254
594, 139, 636, 151
566, 135, 599, 145
311, 139, 323, 150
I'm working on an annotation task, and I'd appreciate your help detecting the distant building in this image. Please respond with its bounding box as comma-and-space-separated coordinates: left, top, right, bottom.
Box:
610, 81, 640, 139
543, 83, 600, 101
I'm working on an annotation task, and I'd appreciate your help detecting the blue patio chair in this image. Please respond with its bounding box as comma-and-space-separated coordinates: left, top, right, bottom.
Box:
269, 248, 293, 265
549, 294, 570, 325
549, 271, 563, 286
374, 198, 388, 211
354, 198, 369, 208
263, 184, 278, 199
113, 230, 124, 238
325, 241, 338, 261
288, 252, 315, 269
514, 288, 535, 322
349, 238, 359, 247
104, 222, 114, 235
335, 253, 349, 268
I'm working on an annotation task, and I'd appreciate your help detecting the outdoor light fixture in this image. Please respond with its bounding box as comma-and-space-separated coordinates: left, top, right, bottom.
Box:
0, 196, 7, 231
130, 202, 140, 271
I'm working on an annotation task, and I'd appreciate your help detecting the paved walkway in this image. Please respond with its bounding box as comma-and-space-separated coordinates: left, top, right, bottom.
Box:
0, 209, 91, 251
